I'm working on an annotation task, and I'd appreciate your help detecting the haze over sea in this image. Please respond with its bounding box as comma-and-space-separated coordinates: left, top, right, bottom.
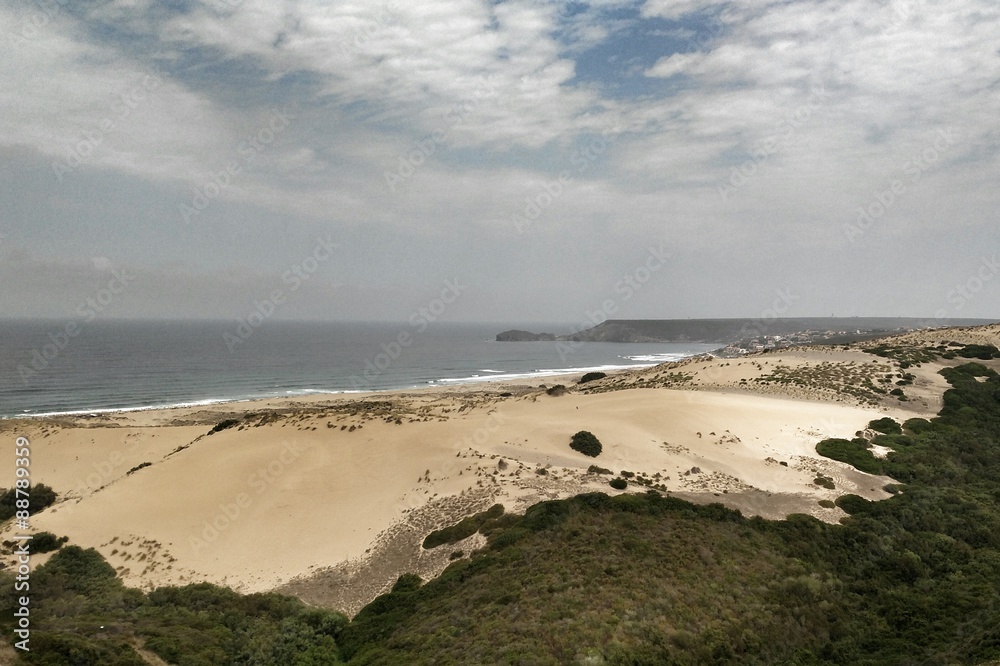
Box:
0, 320, 716, 418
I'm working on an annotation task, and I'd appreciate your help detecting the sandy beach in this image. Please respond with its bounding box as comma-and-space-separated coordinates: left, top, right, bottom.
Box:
4, 326, 996, 615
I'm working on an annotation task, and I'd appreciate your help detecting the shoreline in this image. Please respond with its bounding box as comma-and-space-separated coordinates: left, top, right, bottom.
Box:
1, 357, 707, 421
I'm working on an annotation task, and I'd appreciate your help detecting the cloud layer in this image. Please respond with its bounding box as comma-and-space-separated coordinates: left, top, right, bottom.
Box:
1, 0, 998, 322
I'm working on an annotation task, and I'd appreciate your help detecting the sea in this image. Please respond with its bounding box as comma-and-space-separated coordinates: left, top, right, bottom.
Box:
0, 320, 717, 419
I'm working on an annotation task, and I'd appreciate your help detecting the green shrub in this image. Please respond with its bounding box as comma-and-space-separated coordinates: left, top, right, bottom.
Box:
24, 632, 146, 666
816, 438, 884, 475
35, 545, 117, 594
902, 417, 933, 434
208, 419, 240, 434
391, 573, 423, 594
579, 372, 607, 384
956, 344, 1000, 359
814, 476, 836, 490
569, 431, 603, 457
32, 531, 68, 553
868, 417, 902, 435
126, 462, 151, 475
587, 465, 612, 475
818, 499, 836, 509
0, 483, 57, 522
834, 494, 872, 514
423, 504, 505, 549
490, 527, 529, 549
609, 478, 627, 490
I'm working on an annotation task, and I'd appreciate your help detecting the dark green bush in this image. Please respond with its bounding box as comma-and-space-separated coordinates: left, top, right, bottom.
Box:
570, 431, 603, 457
956, 344, 1000, 359
834, 494, 872, 514
579, 371, 608, 384
490, 527, 529, 549
609, 478, 627, 490
902, 417, 933, 434
34, 546, 118, 594
816, 438, 884, 474
423, 504, 505, 549
126, 462, 151, 475
868, 417, 902, 435
814, 476, 835, 490
208, 418, 240, 434
32, 531, 68, 553
22, 632, 146, 665
587, 465, 613, 475
0, 483, 57, 522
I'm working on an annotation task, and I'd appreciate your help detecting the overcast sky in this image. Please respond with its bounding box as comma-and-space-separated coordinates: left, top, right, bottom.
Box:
0, 0, 998, 323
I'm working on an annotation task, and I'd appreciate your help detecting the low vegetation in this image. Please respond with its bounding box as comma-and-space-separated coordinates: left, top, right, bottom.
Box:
866, 341, 1000, 365
207, 418, 240, 434
569, 430, 603, 457
752, 361, 897, 405
0, 483, 56, 522
867, 417, 902, 435
422, 504, 504, 549
31, 532, 68, 554
578, 371, 607, 384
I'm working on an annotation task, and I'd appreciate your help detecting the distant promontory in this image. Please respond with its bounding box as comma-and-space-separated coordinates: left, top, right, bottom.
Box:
497, 317, 998, 346
495, 329, 556, 342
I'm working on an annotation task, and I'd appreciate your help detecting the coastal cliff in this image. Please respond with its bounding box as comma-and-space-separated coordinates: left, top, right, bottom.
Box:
496, 317, 997, 345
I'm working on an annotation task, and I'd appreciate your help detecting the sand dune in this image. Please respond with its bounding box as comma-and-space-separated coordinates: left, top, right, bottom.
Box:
1, 345, 962, 614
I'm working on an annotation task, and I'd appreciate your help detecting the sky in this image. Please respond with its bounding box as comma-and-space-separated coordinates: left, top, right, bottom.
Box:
0, 0, 998, 325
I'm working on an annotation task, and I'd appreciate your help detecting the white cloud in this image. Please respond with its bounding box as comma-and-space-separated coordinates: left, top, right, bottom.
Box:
1, 0, 998, 319
645, 51, 702, 78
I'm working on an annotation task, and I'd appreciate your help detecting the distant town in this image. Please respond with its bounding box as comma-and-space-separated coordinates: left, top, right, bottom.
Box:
717, 327, 919, 356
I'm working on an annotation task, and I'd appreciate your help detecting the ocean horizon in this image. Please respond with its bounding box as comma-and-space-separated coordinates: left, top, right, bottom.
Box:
0, 319, 717, 419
